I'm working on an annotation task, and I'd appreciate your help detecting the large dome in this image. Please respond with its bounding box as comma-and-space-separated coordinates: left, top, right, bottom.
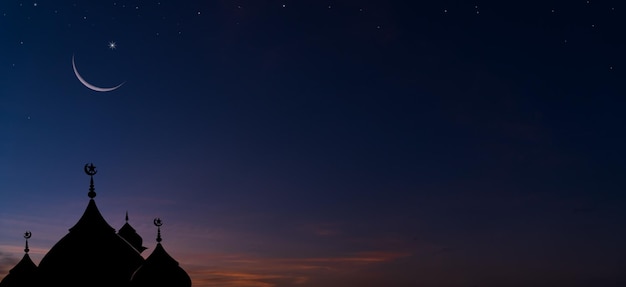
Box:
36, 199, 145, 287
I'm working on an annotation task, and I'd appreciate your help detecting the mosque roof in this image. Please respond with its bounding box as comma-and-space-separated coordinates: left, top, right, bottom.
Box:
35, 164, 145, 287
130, 218, 192, 287
0, 164, 192, 287
0, 233, 37, 287
119, 212, 148, 253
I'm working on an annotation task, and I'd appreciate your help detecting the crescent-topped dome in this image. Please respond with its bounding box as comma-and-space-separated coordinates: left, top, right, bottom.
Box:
36, 164, 144, 287
0, 233, 38, 287
130, 243, 191, 287
0, 254, 37, 287
37, 198, 145, 287
130, 218, 191, 287
0, 164, 193, 287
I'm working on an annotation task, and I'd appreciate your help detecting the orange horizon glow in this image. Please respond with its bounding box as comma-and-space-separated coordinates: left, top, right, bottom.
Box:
0, 241, 412, 287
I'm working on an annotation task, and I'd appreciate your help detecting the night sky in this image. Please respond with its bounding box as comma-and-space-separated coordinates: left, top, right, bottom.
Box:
1, 1, 626, 286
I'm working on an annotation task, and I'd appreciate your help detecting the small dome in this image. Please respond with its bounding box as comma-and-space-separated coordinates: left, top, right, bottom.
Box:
0, 232, 37, 287
131, 219, 191, 287
130, 243, 191, 287
0, 254, 37, 287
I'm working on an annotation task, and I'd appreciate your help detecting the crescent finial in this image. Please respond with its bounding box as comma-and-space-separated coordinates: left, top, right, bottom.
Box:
84, 163, 97, 176
23, 231, 31, 254
85, 163, 97, 198
154, 218, 163, 243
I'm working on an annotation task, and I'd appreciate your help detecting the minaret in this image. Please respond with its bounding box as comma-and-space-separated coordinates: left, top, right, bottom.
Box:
0, 232, 38, 287
130, 218, 192, 287
118, 211, 148, 253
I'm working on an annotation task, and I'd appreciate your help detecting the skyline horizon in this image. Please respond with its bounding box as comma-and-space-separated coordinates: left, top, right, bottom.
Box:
2, 1, 626, 286
0, 163, 419, 287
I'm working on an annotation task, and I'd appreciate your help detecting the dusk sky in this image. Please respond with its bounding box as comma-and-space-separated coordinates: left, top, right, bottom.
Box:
1, 1, 626, 286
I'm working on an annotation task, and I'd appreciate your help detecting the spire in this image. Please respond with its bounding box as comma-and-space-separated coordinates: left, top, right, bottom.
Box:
154, 218, 163, 243
23, 231, 31, 254
118, 212, 148, 253
84, 163, 97, 198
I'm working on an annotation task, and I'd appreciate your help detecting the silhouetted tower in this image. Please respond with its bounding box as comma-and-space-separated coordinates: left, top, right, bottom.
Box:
130, 218, 192, 287
0, 232, 38, 287
118, 211, 148, 253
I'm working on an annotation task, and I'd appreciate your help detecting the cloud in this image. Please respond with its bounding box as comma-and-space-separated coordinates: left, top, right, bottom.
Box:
0, 244, 48, 257
189, 270, 306, 287
299, 222, 344, 237
182, 251, 411, 287
0, 251, 18, 279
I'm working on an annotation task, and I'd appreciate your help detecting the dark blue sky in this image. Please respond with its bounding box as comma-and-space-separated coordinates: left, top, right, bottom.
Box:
1, 1, 626, 286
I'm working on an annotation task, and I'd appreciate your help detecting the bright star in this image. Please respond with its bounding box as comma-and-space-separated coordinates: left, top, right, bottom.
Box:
108, 41, 117, 49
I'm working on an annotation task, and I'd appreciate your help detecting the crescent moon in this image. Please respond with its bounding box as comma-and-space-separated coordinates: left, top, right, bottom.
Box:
72, 54, 124, 92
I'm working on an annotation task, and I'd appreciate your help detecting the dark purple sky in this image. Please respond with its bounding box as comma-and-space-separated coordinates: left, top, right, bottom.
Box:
1, 1, 626, 286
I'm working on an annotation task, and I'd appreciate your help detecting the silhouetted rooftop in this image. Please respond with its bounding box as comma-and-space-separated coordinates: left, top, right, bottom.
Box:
131, 221, 191, 287
37, 199, 145, 287
0, 164, 191, 287
119, 212, 148, 253
0, 253, 37, 287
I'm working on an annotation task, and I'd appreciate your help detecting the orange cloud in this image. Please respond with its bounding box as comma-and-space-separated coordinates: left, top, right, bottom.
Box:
180, 250, 411, 287
0, 251, 18, 278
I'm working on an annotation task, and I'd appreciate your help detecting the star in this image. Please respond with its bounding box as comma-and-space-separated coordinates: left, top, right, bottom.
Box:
108, 41, 117, 49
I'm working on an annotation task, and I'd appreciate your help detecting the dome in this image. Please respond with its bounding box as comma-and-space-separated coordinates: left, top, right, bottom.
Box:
36, 164, 145, 287
36, 199, 145, 287
0, 253, 37, 287
0, 164, 194, 287
130, 219, 191, 287
130, 243, 192, 287
0, 232, 37, 287
0, 237, 37, 287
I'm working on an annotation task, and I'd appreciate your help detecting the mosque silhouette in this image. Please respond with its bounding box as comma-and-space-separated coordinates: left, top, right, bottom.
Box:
0, 164, 192, 287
